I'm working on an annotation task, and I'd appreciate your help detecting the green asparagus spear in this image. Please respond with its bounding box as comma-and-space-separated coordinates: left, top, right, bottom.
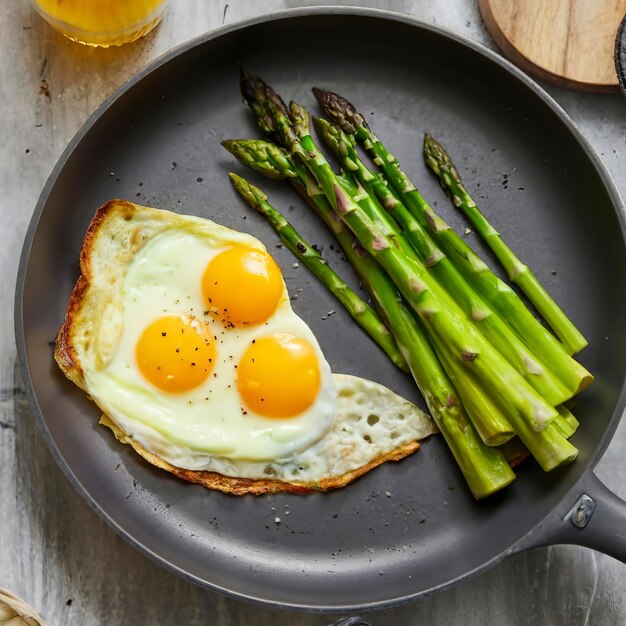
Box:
312, 88, 593, 397
226, 161, 515, 496
423, 134, 588, 355
228, 172, 408, 371
431, 332, 514, 445
239, 72, 559, 436
313, 116, 573, 407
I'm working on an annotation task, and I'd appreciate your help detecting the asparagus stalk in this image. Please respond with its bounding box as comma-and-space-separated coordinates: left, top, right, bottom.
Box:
239, 73, 560, 436
313, 88, 593, 397
337, 174, 412, 256
314, 116, 573, 408
432, 332, 514, 445
423, 134, 588, 355
227, 167, 515, 497
228, 172, 409, 371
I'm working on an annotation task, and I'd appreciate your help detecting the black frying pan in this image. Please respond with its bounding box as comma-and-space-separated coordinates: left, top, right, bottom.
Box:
15, 8, 626, 612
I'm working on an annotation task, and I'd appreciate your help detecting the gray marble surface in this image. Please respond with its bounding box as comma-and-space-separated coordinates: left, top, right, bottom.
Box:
1, 1, 625, 624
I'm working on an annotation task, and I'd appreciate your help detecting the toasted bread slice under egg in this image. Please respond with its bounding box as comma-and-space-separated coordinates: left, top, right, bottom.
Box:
55, 200, 436, 495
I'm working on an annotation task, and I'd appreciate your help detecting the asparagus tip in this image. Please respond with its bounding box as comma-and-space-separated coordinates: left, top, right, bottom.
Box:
240, 69, 288, 113
311, 86, 325, 102
312, 87, 361, 134
228, 172, 267, 210
423, 133, 460, 182
228, 172, 243, 196
289, 100, 311, 137
239, 67, 262, 104
311, 115, 329, 135
423, 132, 444, 157
228, 171, 246, 189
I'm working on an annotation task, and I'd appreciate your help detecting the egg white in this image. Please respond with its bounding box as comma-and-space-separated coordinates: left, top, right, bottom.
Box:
84, 222, 336, 463
102, 373, 436, 481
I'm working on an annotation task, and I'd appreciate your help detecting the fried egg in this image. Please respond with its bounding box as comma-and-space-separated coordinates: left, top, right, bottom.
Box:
55, 200, 435, 494
89, 220, 335, 463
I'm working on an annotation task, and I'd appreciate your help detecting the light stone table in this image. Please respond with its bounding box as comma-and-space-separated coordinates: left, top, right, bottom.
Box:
1, 1, 625, 624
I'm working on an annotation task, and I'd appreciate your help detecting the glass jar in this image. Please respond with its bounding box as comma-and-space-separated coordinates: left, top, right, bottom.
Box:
31, 0, 169, 47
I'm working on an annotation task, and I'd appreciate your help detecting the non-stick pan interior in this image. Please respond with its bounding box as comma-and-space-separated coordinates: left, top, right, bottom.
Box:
18, 11, 626, 610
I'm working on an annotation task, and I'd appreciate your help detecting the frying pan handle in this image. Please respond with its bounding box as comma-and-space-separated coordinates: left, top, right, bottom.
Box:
325, 619, 371, 626
512, 471, 626, 562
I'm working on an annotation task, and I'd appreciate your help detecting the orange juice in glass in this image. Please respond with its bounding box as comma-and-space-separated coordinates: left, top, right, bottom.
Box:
32, 0, 169, 47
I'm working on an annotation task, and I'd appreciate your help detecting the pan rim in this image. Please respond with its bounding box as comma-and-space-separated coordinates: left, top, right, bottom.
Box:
14, 5, 626, 613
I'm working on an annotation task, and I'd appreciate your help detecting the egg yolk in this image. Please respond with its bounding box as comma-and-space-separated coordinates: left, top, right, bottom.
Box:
202, 246, 283, 326
136, 316, 216, 392
237, 334, 321, 418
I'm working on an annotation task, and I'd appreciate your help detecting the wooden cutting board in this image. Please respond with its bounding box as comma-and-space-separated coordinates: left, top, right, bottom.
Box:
478, 0, 626, 92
